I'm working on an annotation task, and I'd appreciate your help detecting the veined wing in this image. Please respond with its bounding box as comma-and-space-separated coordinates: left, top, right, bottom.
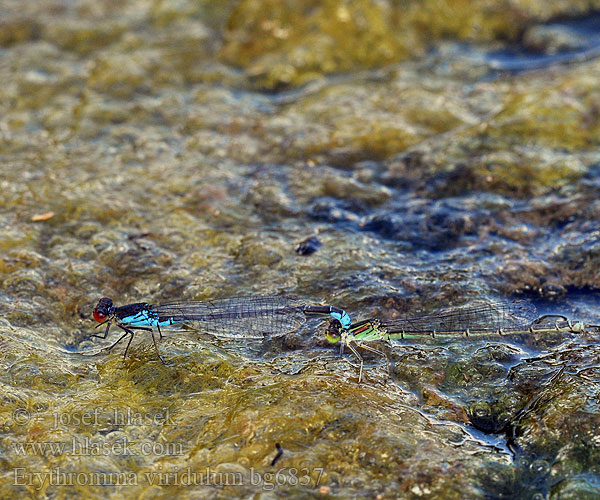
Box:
382, 299, 538, 335
154, 295, 309, 338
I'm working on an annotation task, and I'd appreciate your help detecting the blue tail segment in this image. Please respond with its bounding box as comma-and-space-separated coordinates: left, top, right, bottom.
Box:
331, 310, 351, 329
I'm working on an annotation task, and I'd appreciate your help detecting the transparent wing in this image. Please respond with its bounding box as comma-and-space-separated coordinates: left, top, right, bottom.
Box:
382, 299, 538, 334
154, 295, 309, 338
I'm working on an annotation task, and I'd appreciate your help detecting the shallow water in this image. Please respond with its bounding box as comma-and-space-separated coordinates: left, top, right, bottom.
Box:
1, 1, 600, 498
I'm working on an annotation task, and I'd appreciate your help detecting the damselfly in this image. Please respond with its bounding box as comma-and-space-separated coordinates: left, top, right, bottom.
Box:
325, 299, 599, 382
92, 295, 351, 363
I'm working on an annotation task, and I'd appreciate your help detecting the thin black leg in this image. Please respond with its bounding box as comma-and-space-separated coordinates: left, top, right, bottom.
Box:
97, 325, 146, 357
94, 317, 110, 328
92, 320, 112, 340
117, 325, 166, 364
117, 325, 135, 359
101, 329, 130, 352
93, 321, 166, 364
150, 328, 167, 365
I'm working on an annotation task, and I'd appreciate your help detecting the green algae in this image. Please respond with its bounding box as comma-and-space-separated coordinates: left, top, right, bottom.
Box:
0, 338, 511, 498
222, 0, 415, 89
221, 0, 600, 89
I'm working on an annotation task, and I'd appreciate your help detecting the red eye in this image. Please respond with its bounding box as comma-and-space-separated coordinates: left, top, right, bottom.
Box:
93, 310, 107, 323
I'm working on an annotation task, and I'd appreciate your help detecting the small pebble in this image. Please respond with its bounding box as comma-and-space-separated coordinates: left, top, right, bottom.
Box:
296, 236, 322, 256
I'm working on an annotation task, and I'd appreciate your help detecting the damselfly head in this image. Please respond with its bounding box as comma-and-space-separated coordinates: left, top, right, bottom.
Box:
93, 297, 114, 323
325, 319, 342, 344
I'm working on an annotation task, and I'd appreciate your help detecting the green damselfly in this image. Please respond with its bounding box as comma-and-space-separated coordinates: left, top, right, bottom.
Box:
325, 299, 599, 383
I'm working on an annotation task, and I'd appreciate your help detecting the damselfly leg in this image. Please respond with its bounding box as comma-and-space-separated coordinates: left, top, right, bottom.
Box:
343, 340, 389, 383
119, 325, 166, 364
92, 318, 112, 339
93, 321, 166, 365
356, 342, 389, 383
